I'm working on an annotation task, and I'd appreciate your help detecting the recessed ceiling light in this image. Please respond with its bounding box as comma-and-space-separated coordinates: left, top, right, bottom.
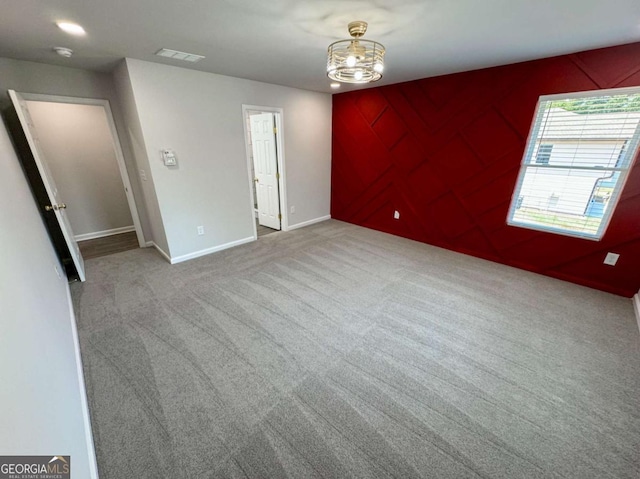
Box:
330, 82, 340, 89
56, 22, 86, 36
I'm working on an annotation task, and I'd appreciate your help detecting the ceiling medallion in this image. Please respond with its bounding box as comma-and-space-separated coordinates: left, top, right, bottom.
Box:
327, 21, 385, 84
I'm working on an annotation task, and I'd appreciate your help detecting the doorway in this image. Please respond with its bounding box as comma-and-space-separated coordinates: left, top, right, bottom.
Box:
242, 105, 287, 239
7, 92, 145, 274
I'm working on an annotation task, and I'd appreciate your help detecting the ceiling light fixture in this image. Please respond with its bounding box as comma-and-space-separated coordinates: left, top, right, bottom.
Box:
56, 22, 86, 36
327, 21, 385, 84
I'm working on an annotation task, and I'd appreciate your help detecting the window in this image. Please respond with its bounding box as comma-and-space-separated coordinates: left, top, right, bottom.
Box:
534, 144, 553, 165
508, 87, 640, 240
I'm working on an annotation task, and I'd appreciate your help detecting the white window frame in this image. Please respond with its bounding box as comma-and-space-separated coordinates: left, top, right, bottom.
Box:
507, 86, 640, 241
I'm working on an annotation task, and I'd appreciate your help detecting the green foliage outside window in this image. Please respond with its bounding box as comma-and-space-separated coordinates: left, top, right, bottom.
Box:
549, 94, 640, 114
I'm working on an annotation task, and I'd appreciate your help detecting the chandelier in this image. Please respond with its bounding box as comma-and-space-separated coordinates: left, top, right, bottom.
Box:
327, 21, 385, 84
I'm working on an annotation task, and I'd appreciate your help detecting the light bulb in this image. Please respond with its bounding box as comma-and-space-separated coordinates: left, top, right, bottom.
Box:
354, 70, 363, 81
346, 55, 356, 67
56, 22, 86, 35
374, 62, 384, 73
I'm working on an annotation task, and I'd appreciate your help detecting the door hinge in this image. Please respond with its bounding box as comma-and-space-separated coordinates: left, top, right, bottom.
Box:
276, 172, 280, 180
273, 127, 277, 134
278, 213, 282, 220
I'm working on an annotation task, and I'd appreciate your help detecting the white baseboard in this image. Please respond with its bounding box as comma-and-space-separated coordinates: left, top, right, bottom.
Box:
146, 241, 172, 264
146, 216, 330, 266
66, 284, 100, 479
633, 292, 640, 335
169, 236, 255, 264
75, 225, 135, 242
287, 214, 331, 231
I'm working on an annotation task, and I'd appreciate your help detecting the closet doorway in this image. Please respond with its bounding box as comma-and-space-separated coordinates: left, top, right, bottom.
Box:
8, 91, 144, 274
242, 105, 287, 238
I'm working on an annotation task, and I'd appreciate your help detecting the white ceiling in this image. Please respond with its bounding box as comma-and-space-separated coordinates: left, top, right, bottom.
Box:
2, 0, 640, 94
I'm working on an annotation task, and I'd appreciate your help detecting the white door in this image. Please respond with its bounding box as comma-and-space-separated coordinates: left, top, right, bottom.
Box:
250, 113, 281, 230
9, 90, 86, 281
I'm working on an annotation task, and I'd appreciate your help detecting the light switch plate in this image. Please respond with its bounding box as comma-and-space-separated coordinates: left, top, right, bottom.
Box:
603, 252, 620, 266
394, 210, 400, 220
162, 149, 177, 166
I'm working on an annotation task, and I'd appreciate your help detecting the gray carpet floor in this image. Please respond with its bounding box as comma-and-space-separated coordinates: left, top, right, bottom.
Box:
71, 220, 640, 479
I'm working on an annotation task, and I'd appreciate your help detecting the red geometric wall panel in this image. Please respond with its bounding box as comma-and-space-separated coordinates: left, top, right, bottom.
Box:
331, 41, 640, 297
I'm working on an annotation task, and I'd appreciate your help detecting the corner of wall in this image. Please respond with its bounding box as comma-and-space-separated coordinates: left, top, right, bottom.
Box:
111, 59, 171, 255
633, 290, 640, 335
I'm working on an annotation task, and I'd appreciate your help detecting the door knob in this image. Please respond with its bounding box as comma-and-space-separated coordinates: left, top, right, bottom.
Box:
254, 178, 259, 183
44, 203, 67, 211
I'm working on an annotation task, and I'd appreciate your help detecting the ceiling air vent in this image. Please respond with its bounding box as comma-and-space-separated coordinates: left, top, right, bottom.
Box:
155, 48, 205, 63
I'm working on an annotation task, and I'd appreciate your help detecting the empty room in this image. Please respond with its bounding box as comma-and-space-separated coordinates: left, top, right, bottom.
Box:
1, 1, 640, 478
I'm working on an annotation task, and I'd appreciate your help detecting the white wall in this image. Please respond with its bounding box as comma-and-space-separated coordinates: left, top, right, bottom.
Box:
0, 121, 97, 477
123, 58, 332, 260
27, 101, 134, 237
0, 57, 151, 242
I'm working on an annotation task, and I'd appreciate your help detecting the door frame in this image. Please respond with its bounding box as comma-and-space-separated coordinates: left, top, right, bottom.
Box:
242, 105, 288, 239
19, 92, 146, 247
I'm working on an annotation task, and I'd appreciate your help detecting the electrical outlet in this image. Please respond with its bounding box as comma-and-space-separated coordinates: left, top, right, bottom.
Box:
290, 205, 295, 214
139, 169, 147, 181
603, 252, 619, 266
197, 225, 205, 236
394, 210, 400, 220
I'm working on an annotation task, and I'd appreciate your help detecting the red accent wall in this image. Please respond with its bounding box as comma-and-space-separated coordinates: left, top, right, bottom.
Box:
331, 42, 640, 297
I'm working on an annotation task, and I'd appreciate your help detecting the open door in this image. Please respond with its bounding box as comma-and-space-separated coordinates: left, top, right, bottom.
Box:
250, 112, 281, 230
8, 90, 85, 281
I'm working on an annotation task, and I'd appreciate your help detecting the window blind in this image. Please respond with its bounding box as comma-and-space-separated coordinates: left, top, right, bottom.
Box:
508, 88, 640, 240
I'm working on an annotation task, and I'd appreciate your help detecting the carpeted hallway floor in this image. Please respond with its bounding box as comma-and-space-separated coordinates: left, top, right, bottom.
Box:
71, 220, 640, 479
